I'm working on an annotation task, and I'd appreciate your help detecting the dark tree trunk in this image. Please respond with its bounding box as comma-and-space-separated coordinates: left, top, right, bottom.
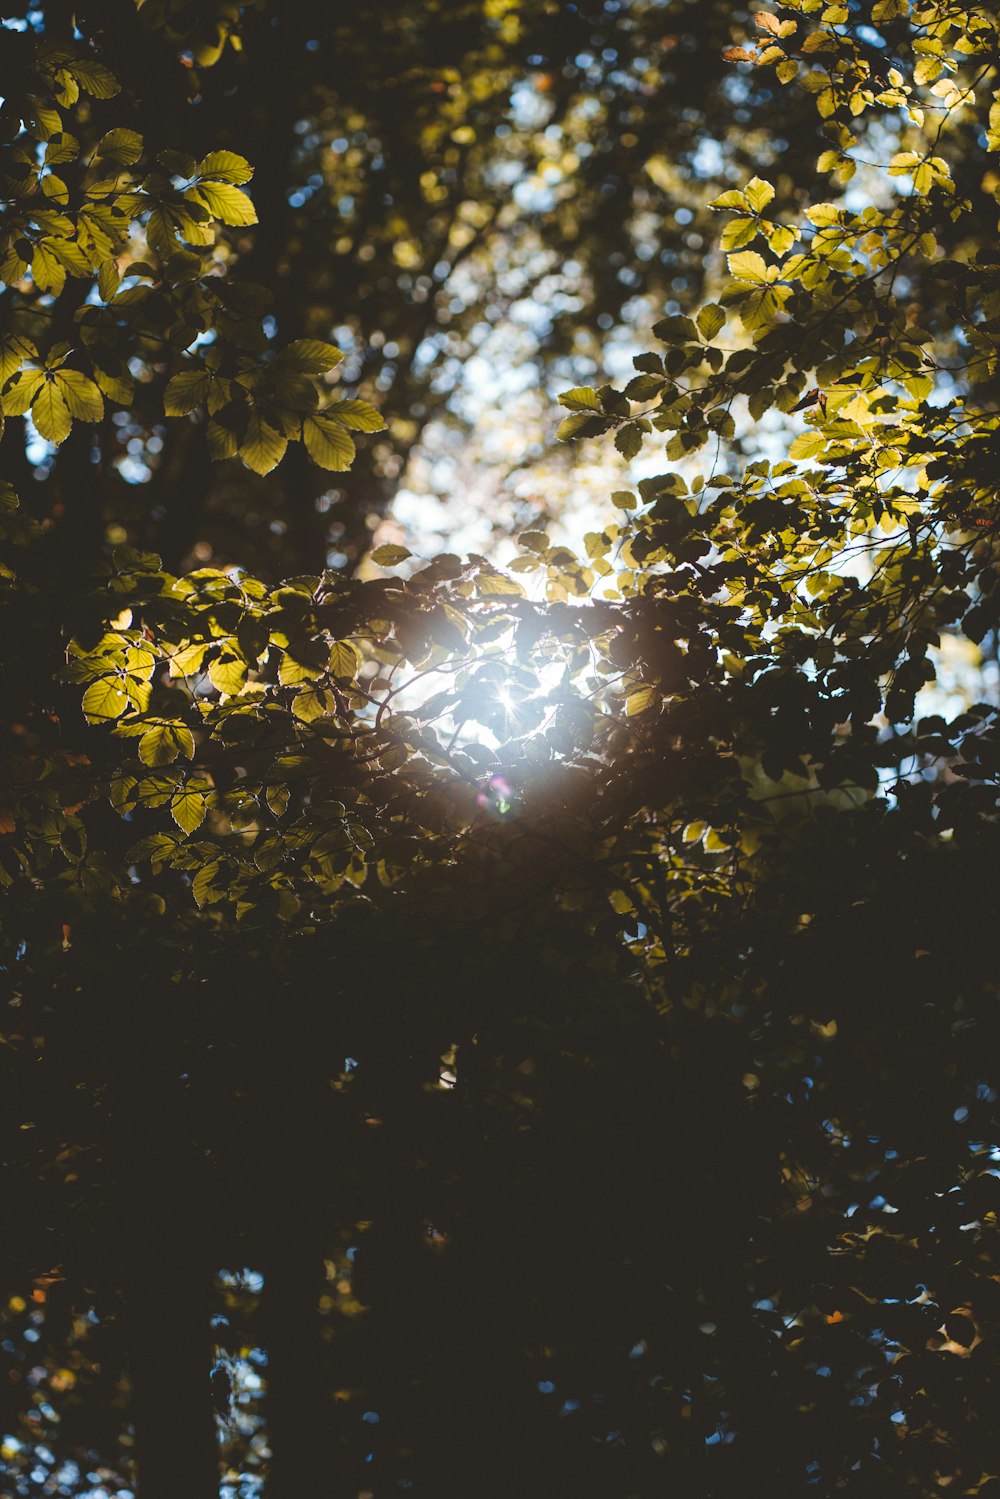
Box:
258, 1045, 332, 1490
262, 1238, 330, 1492
116, 1025, 219, 1499
124, 1238, 219, 1499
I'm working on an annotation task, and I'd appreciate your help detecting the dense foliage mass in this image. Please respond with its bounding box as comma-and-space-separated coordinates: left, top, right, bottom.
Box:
3, 2, 1000, 1496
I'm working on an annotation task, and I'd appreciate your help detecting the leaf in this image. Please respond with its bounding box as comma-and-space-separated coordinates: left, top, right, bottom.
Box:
55, 370, 103, 422
323, 399, 385, 432
615, 424, 643, 460
745, 176, 776, 212
168, 642, 209, 678
788, 430, 826, 460
265, 785, 290, 818
371, 544, 412, 566
697, 303, 726, 339
278, 651, 324, 686
32, 381, 72, 443
0, 335, 37, 386
277, 339, 344, 373
557, 412, 606, 441
558, 386, 602, 411
164, 370, 210, 416
96, 128, 143, 167
727, 250, 769, 283
303, 413, 355, 469
292, 686, 338, 722
97, 259, 120, 300
476, 570, 524, 597
240, 411, 287, 474
328, 640, 361, 678
139, 723, 195, 766
625, 684, 660, 717
171, 786, 207, 835
624, 374, 665, 401
208, 656, 248, 695
83, 677, 128, 722
186, 180, 258, 226
70, 59, 120, 99
195, 150, 253, 184
710, 189, 748, 209
192, 861, 223, 908
652, 315, 699, 343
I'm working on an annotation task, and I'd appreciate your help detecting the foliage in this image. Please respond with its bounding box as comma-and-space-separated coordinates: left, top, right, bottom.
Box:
5, 2, 1000, 1497
0, 0, 834, 572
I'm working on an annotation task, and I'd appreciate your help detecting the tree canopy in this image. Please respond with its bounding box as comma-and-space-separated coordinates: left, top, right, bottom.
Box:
4, 2, 1000, 1496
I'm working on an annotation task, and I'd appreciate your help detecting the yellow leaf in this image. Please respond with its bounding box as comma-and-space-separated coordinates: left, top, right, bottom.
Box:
240, 412, 287, 475
303, 413, 355, 470
83, 677, 128, 722
186, 180, 257, 226
32, 381, 72, 443
55, 370, 103, 422
171, 787, 207, 835
208, 655, 248, 696
625, 684, 660, 717
727, 250, 769, 283
139, 724, 195, 766
328, 640, 361, 678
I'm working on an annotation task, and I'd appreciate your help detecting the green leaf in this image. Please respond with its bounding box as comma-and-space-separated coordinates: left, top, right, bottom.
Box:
323, 399, 385, 432
278, 651, 324, 686
139, 723, 195, 766
96, 128, 143, 167
195, 150, 253, 184
1, 370, 44, 416
55, 370, 103, 422
292, 686, 338, 722
788, 430, 826, 460
164, 370, 210, 416
69, 59, 120, 99
277, 339, 344, 373
558, 386, 602, 411
652, 315, 699, 343
557, 412, 606, 441
265, 785, 290, 818
371, 544, 412, 566
625, 684, 660, 717
83, 677, 128, 722
171, 786, 207, 835
240, 412, 287, 475
303, 413, 355, 469
615, 424, 643, 460
186, 180, 257, 226
328, 640, 361, 678
97, 259, 120, 300
696, 303, 726, 339
32, 381, 72, 443
208, 656, 248, 695
476, 569, 524, 597
0, 335, 37, 386
192, 861, 223, 908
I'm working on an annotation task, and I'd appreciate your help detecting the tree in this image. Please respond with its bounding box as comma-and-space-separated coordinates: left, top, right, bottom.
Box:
4, 1, 1000, 1495
0, 0, 837, 575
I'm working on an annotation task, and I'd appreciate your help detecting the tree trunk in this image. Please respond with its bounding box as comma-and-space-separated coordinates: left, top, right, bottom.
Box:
262, 1238, 331, 1493
124, 1238, 219, 1499
117, 1047, 219, 1499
